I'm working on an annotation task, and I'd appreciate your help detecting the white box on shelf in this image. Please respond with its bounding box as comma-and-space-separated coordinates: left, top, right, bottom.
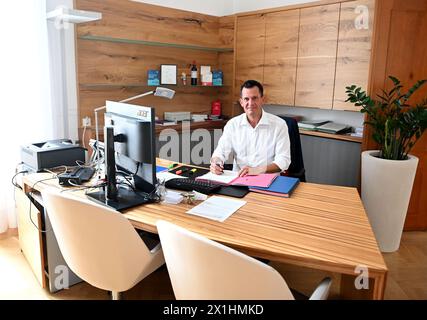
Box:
200, 65, 211, 75
164, 112, 191, 122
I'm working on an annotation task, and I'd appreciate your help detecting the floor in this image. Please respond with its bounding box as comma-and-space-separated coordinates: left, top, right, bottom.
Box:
0, 229, 426, 300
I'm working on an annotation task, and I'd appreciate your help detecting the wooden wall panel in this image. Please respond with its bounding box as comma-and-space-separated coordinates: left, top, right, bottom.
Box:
364, 0, 427, 230
263, 9, 300, 105
218, 51, 235, 116
75, 0, 235, 139
235, 14, 266, 101
77, 40, 220, 85
295, 4, 340, 109
333, 0, 375, 111
219, 15, 235, 48
75, 0, 223, 48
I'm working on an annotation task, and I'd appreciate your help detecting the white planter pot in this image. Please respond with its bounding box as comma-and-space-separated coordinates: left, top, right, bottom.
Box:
361, 150, 419, 252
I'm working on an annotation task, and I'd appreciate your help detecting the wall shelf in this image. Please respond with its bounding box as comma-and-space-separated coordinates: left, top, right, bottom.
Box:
78, 34, 234, 52
79, 83, 230, 90
299, 129, 362, 143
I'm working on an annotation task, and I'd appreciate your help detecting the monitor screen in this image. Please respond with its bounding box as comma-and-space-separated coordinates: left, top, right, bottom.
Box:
106, 112, 156, 189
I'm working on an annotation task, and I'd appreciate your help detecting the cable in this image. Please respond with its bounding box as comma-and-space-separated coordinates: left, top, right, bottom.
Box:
12, 170, 28, 190
27, 176, 58, 233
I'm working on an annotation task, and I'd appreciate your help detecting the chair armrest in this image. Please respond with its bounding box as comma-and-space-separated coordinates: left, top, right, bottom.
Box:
309, 277, 332, 300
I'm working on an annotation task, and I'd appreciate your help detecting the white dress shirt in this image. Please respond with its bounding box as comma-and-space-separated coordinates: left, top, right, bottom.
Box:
212, 110, 291, 172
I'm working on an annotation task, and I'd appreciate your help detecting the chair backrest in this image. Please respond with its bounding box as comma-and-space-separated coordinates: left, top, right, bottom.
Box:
41, 189, 156, 292
156, 220, 294, 300
279, 116, 306, 182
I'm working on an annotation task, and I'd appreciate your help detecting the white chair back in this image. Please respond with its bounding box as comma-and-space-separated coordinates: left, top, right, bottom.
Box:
156, 220, 294, 300
41, 190, 164, 293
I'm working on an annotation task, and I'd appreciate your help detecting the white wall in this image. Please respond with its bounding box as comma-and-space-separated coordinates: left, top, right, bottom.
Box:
131, 0, 318, 16
47, 0, 79, 142
232, 0, 318, 14
131, 0, 234, 16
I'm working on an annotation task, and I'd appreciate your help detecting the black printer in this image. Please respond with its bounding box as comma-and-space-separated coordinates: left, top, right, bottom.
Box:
21, 139, 86, 172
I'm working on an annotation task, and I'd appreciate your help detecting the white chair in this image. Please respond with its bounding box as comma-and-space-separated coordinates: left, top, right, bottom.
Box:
41, 190, 164, 300
156, 220, 331, 300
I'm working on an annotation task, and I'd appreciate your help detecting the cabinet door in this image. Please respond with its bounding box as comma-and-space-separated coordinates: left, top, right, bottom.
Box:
235, 14, 266, 101
295, 4, 340, 109
16, 188, 46, 288
333, 0, 375, 111
264, 9, 300, 105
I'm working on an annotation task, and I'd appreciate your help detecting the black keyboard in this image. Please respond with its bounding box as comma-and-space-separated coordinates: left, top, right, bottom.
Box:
58, 167, 96, 186
165, 178, 221, 195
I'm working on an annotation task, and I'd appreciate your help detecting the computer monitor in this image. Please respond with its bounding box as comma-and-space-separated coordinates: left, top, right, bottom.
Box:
87, 101, 157, 211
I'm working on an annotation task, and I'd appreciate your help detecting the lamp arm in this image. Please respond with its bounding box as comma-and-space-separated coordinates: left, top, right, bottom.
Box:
119, 91, 154, 103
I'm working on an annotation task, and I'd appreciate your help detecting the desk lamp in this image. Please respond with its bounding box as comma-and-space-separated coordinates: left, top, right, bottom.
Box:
93, 87, 176, 177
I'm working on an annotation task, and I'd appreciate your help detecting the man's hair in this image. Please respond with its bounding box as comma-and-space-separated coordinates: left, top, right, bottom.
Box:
240, 80, 264, 97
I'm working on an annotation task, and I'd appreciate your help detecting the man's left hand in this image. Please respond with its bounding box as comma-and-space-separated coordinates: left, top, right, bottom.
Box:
238, 166, 264, 177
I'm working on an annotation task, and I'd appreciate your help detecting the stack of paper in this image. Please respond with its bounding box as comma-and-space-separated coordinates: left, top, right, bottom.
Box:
351, 126, 363, 137
298, 120, 330, 131
316, 122, 351, 134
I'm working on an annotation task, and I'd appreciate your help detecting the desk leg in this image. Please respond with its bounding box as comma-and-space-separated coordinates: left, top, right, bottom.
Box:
372, 273, 387, 300
340, 274, 373, 299
340, 274, 386, 300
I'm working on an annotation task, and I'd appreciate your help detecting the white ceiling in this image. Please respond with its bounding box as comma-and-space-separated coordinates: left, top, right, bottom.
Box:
130, 0, 317, 16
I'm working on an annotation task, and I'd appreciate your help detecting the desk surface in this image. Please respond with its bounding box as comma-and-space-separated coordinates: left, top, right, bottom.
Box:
23, 159, 387, 299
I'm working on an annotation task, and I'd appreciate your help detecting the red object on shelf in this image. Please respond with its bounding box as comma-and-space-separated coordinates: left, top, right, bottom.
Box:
211, 100, 221, 116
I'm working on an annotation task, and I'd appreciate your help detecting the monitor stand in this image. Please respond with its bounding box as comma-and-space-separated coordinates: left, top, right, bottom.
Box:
87, 186, 150, 211
86, 126, 151, 211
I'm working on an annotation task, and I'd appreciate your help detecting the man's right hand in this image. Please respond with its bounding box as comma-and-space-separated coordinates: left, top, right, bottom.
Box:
210, 157, 224, 175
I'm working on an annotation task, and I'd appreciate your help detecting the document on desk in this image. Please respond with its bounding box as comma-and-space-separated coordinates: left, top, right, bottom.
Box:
157, 171, 187, 182
196, 170, 238, 185
186, 196, 246, 222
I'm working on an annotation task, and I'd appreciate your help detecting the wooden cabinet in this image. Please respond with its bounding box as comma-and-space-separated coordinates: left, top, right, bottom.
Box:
333, 0, 375, 111
264, 10, 300, 105
235, 0, 374, 111
15, 187, 46, 288
295, 4, 340, 109
234, 14, 266, 101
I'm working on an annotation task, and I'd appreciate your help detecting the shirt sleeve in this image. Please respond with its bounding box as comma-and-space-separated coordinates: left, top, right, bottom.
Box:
272, 123, 291, 172
212, 121, 233, 163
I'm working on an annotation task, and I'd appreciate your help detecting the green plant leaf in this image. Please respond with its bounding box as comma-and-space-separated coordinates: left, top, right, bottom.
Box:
346, 76, 427, 159
389, 76, 401, 86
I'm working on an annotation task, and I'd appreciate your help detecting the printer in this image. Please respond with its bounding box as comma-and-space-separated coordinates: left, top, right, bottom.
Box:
21, 139, 86, 172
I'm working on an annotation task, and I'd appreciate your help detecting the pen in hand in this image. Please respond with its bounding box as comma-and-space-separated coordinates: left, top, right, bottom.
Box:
210, 161, 224, 175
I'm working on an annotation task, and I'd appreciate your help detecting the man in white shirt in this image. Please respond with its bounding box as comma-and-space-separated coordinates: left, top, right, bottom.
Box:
210, 80, 291, 177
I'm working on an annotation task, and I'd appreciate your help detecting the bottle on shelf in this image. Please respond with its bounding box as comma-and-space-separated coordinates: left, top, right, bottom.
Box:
190, 61, 198, 86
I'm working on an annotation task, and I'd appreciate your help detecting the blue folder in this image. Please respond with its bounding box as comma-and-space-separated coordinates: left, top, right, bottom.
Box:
249, 176, 300, 197
156, 166, 168, 173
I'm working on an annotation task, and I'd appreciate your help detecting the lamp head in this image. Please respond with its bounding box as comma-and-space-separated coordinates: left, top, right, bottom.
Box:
154, 87, 175, 99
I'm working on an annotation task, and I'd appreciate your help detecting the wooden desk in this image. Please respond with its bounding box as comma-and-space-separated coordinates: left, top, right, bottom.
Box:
21, 159, 387, 299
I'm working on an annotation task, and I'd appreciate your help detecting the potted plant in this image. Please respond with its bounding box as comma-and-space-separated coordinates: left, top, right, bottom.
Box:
346, 76, 427, 252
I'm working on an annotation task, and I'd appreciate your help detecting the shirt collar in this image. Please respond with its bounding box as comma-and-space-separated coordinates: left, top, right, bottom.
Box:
239, 109, 269, 127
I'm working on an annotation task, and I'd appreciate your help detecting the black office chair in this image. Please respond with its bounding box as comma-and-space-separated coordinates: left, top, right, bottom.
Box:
279, 116, 306, 182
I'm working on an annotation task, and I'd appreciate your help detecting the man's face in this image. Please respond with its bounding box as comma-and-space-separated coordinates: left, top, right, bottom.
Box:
240, 87, 263, 119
